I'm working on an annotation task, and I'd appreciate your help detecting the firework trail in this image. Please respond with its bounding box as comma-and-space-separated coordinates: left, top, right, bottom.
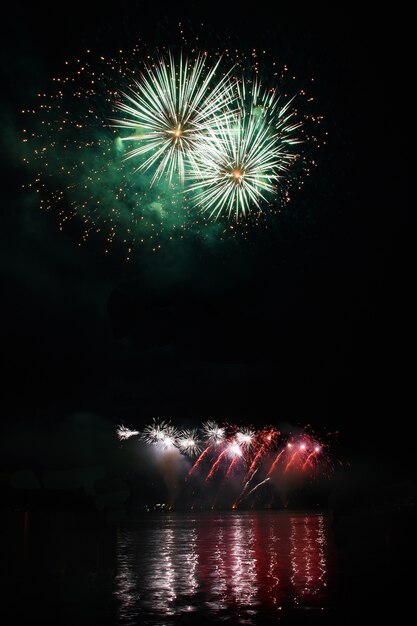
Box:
245, 451, 263, 481
245, 429, 278, 480
225, 458, 237, 479
225, 455, 241, 478
267, 448, 286, 475
206, 449, 229, 481
189, 421, 225, 477
302, 446, 320, 471
188, 445, 212, 476
234, 468, 258, 507
284, 441, 318, 473
116, 425, 140, 441
241, 477, 271, 502
285, 447, 301, 473
207, 441, 243, 481
114, 53, 235, 185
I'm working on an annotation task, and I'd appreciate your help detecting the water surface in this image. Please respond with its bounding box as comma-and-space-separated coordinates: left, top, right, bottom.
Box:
5, 508, 405, 624
115, 512, 334, 625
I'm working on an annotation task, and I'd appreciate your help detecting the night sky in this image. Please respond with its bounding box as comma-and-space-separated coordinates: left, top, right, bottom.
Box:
1, 4, 411, 484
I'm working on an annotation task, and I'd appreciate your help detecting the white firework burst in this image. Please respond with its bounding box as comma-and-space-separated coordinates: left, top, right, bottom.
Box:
141, 419, 179, 450
177, 429, 202, 457
202, 420, 225, 445
236, 428, 255, 449
188, 80, 301, 220
116, 425, 140, 441
114, 53, 235, 185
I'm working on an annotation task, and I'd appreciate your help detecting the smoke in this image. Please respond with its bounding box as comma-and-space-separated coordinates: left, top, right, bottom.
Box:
154, 448, 190, 492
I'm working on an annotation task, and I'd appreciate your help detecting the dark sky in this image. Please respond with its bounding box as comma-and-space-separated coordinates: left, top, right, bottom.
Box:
0, 4, 411, 472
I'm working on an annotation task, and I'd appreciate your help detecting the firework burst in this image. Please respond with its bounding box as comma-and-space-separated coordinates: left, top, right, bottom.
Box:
116, 425, 140, 441
187, 80, 301, 220
177, 429, 202, 457
22, 44, 321, 253
236, 428, 255, 449
114, 53, 234, 185
141, 419, 179, 450
202, 420, 225, 445
117, 420, 334, 507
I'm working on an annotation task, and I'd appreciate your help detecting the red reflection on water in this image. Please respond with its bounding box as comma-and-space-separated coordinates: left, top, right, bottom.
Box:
251, 513, 330, 611
193, 513, 330, 615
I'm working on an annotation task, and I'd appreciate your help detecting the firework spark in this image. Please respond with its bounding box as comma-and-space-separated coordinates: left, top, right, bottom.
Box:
187, 80, 301, 220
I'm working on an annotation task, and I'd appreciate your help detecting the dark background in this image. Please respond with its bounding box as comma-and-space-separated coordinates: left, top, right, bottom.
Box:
0, 3, 411, 482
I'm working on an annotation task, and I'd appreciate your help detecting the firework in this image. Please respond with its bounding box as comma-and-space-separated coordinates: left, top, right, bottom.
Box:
187, 80, 301, 220
206, 449, 229, 481
116, 425, 140, 441
263, 436, 325, 476
225, 449, 244, 478
117, 420, 333, 508
245, 428, 279, 480
188, 445, 212, 477
23, 44, 320, 253
202, 420, 225, 445
236, 428, 255, 449
241, 477, 271, 501
228, 442, 243, 458
177, 429, 202, 457
302, 446, 320, 471
234, 468, 258, 507
267, 448, 285, 475
114, 53, 234, 185
206, 440, 243, 481
141, 419, 179, 450
284, 448, 300, 473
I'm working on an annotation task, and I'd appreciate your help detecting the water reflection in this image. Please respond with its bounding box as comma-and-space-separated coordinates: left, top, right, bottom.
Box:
115, 523, 200, 623
290, 514, 327, 606
115, 512, 333, 624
